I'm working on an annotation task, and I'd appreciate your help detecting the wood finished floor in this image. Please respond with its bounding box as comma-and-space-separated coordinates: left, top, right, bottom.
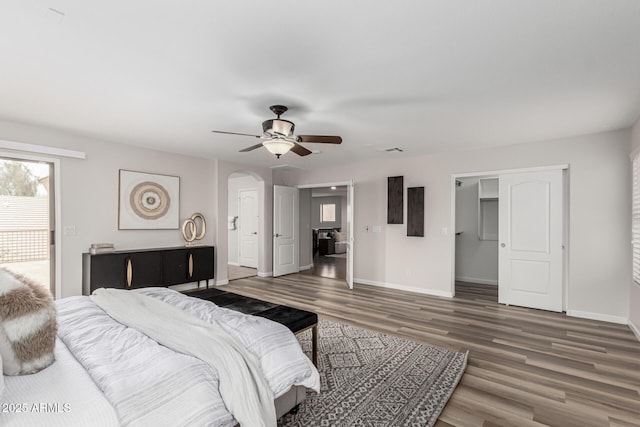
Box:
225, 274, 640, 427
300, 253, 347, 280
227, 264, 257, 281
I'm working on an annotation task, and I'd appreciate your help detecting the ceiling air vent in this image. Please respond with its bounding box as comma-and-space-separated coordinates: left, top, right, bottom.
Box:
384, 147, 404, 153
269, 164, 301, 171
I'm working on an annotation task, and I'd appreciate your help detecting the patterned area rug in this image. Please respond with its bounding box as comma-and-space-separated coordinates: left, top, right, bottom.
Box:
280, 320, 468, 427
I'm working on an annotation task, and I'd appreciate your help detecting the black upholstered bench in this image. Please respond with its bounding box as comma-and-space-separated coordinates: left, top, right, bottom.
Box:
183, 287, 318, 366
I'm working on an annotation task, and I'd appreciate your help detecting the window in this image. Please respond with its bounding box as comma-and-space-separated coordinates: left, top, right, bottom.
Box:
320, 203, 336, 222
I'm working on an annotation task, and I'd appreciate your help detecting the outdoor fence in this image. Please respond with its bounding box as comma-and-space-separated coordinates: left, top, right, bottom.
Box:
0, 229, 49, 262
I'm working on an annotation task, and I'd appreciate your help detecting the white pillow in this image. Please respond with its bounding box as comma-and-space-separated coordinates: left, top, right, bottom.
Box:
333, 231, 344, 242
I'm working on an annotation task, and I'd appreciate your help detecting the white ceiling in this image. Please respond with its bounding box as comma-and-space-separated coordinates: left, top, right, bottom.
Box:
2, 1, 640, 170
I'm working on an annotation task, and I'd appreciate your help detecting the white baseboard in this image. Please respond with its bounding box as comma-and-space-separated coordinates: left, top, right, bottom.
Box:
227, 262, 240, 266
566, 309, 627, 325
628, 319, 640, 342
455, 276, 498, 286
299, 264, 313, 271
354, 277, 453, 298
215, 279, 229, 286
257, 271, 273, 278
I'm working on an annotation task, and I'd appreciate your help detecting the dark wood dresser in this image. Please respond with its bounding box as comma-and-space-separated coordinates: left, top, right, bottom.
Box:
82, 246, 214, 295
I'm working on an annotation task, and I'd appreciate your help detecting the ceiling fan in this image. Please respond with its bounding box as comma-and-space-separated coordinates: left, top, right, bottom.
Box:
212, 105, 342, 158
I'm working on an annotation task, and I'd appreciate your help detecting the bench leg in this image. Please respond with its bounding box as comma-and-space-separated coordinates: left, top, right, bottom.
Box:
311, 324, 318, 367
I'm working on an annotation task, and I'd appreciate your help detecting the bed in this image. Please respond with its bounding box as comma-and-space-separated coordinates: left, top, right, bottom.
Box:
1, 262, 320, 427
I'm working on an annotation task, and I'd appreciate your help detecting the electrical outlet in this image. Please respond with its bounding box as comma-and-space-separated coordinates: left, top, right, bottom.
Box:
63, 225, 76, 236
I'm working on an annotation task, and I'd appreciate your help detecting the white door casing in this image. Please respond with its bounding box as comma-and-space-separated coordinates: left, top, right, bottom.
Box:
273, 185, 299, 277
238, 189, 258, 268
498, 169, 563, 312
346, 180, 354, 289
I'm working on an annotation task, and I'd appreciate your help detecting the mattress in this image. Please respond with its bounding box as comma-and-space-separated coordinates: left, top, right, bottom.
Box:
0, 337, 119, 427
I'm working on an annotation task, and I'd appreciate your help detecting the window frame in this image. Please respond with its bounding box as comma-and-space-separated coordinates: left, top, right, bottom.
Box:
320, 203, 336, 223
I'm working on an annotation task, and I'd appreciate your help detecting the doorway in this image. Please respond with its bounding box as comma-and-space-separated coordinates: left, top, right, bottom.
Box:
295, 181, 354, 288
302, 185, 348, 280
0, 156, 55, 296
454, 176, 499, 302
452, 166, 568, 312
227, 172, 259, 281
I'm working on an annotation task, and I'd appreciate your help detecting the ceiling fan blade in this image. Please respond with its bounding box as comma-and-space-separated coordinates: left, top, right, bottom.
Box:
296, 135, 342, 144
239, 143, 264, 152
291, 142, 312, 156
212, 130, 261, 138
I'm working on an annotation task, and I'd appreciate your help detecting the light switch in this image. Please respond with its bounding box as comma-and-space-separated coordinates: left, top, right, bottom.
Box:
63, 225, 76, 236
372, 226, 382, 233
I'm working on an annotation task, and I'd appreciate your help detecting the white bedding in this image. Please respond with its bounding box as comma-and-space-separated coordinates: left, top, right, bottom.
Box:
90, 288, 276, 427
0, 337, 119, 427
2, 287, 319, 427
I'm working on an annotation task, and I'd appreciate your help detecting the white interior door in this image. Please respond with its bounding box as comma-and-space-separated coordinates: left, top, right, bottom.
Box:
238, 189, 258, 268
273, 185, 298, 277
498, 169, 564, 312
346, 180, 354, 289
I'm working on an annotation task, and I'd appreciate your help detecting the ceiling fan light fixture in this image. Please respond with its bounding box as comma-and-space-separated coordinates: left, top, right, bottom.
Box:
263, 139, 294, 158
262, 119, 294, 136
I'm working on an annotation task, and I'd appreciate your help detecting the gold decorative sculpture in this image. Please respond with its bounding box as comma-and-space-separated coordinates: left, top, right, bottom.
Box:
181, 212, 206, 245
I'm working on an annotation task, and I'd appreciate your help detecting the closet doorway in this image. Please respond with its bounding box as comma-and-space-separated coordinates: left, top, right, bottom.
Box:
454, 175, 499, 302
452, 166, 568, 312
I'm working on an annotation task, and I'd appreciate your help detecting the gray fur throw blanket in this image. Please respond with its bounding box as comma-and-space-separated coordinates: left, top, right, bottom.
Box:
0, 268, 57, 375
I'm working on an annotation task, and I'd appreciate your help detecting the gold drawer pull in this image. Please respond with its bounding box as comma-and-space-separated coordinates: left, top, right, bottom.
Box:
126, 258, 132, 288
188, 253, 194, 278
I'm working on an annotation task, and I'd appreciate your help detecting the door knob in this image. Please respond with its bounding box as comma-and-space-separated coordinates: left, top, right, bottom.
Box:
252, 232, 257, 235
274, 233, 281, 237
500, 243, 506, 248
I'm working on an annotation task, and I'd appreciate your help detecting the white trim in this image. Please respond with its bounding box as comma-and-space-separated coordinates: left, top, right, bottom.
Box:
454, 164, 569, 179
297, 181, 352, 189
455, 276, 498, 286
0, 139, 86, 159
565, 309, 627, 325
354, 278, 453, 298
628, 319, 640, 342
215, 279, 229, 286
299, 264, 313, 271
257, 271, 273, 278
228, 261, 240, 266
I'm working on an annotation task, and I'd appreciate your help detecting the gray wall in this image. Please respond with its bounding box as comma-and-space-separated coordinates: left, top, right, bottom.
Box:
299, 188, 312, 268
276, 129, 632, 324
